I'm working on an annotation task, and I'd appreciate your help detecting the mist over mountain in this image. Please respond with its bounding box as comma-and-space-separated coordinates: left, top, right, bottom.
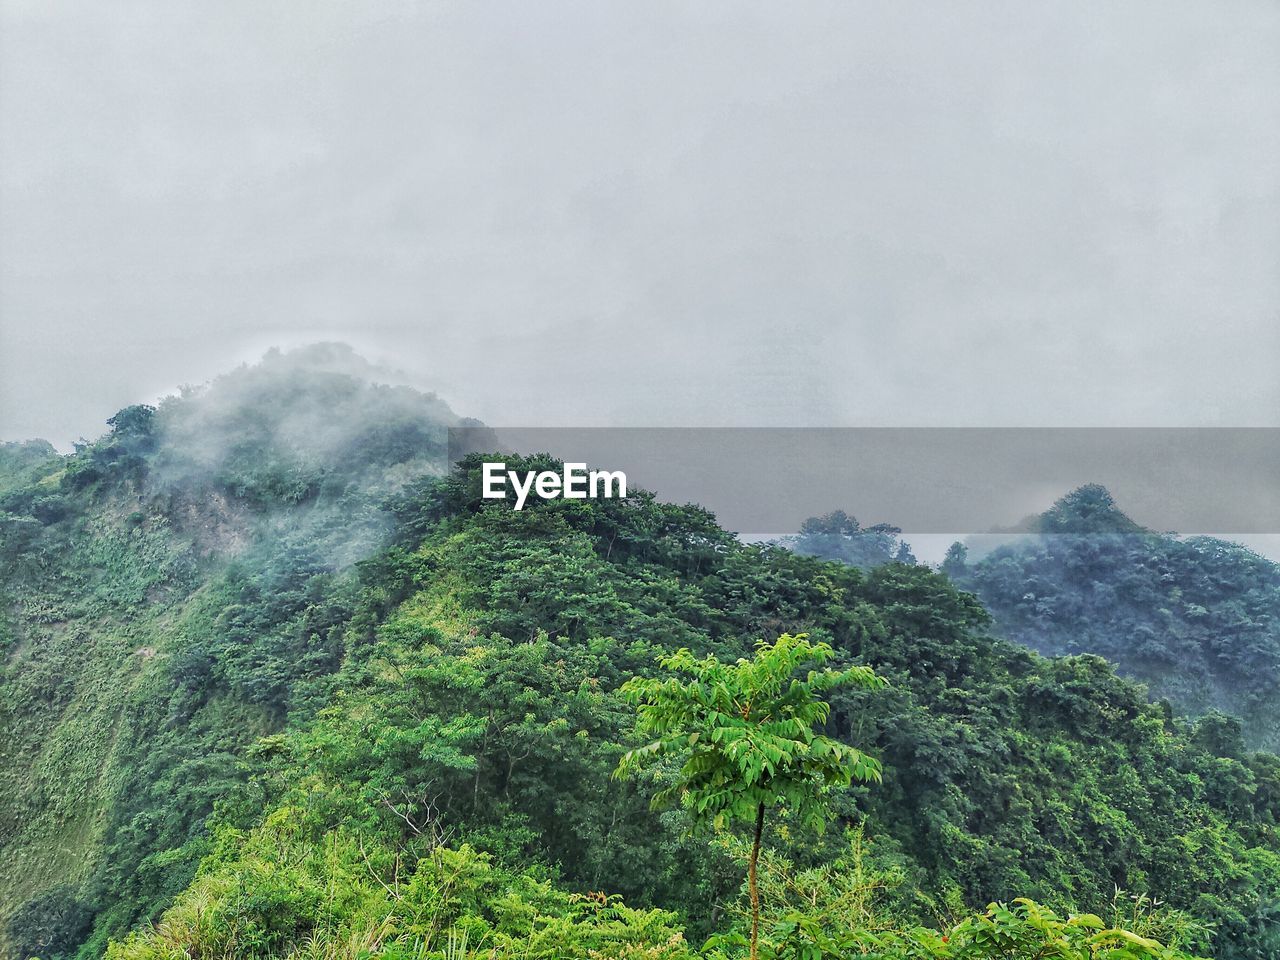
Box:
788, 486, 1280, 751
1, 346, 475, 955
5, 1, 1277, 956
938, 486, 1280, 750
2, 351, 1278, 959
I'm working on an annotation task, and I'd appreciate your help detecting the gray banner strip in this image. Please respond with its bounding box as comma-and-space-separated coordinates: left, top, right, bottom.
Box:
448, 428, 1280, 535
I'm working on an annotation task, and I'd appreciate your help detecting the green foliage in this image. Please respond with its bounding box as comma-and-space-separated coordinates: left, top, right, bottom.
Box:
617, 634, 886, 958
712, 826, 916, 947
709, 836, 1208, 960
617, 635, 885, 831
105, 406, 157, 447
2, 364, 1279, 960
0, 440, 59, 502
1032, 485, 1145, 535
6, 884, 94, 960
786, 511, 915, 569
107, 823, 694, 960
873, 898, 1201, 960
940, 487, 1280, 750
735, 900, 1206, 960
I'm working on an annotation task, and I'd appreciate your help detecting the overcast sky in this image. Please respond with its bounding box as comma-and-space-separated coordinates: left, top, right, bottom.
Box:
2, 1, 1278, 445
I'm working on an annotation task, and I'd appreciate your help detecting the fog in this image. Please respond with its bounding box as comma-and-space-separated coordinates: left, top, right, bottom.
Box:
141, 343, 470, 567
2, 1, 1278, 446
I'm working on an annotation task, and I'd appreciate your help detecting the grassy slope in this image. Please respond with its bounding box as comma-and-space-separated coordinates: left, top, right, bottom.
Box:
0, 462, 216, 946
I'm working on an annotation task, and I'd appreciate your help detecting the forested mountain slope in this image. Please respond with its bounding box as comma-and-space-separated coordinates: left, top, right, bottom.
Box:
941, 486, 1280, 751
107, 461, 1280, 959
1, 355, 1277, 959
0, 346, 471, 957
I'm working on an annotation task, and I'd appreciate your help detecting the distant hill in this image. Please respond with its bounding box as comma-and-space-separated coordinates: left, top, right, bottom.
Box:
944, 485, 1280, 750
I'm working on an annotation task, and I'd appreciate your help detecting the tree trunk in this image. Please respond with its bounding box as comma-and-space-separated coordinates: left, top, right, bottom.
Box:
749, 801, 765, 960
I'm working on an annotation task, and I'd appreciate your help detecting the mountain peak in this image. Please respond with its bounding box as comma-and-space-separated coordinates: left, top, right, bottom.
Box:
1034, 484, 1144, 534
145, 345, 469, 505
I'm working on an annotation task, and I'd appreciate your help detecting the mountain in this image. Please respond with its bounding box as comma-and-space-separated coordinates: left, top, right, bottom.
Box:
1, 355, 1277, 959
943, 485, 1280, 751
0, 345, 471, 956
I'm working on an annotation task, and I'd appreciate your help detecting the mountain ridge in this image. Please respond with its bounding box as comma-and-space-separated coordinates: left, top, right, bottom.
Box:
2, 350, 1277, 959
938, 486, 1280, 750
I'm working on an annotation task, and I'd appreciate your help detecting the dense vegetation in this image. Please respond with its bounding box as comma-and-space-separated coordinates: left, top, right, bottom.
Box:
936, 486, 1280, 752
2, 350, 1277, 959
786, 511, 916, 571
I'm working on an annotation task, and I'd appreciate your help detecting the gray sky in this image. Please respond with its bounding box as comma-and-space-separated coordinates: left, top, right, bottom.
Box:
2, 0, 1278, 445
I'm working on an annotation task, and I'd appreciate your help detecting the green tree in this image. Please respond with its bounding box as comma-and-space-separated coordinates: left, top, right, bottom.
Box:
789, 510, 910, 570
941, 540, 969, 578
616, 633, 886, 960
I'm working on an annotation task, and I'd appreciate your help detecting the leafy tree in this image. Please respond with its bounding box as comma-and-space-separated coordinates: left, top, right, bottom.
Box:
941, 541, 968, 578
616, 633, 886, 959
106, 404, 157, 441
787, 510, 912, 570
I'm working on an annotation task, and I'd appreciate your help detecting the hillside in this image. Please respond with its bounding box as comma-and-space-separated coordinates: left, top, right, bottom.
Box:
1, 356, 1277, 959
943, 485, 1280, 751
0, 346, 470, 956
